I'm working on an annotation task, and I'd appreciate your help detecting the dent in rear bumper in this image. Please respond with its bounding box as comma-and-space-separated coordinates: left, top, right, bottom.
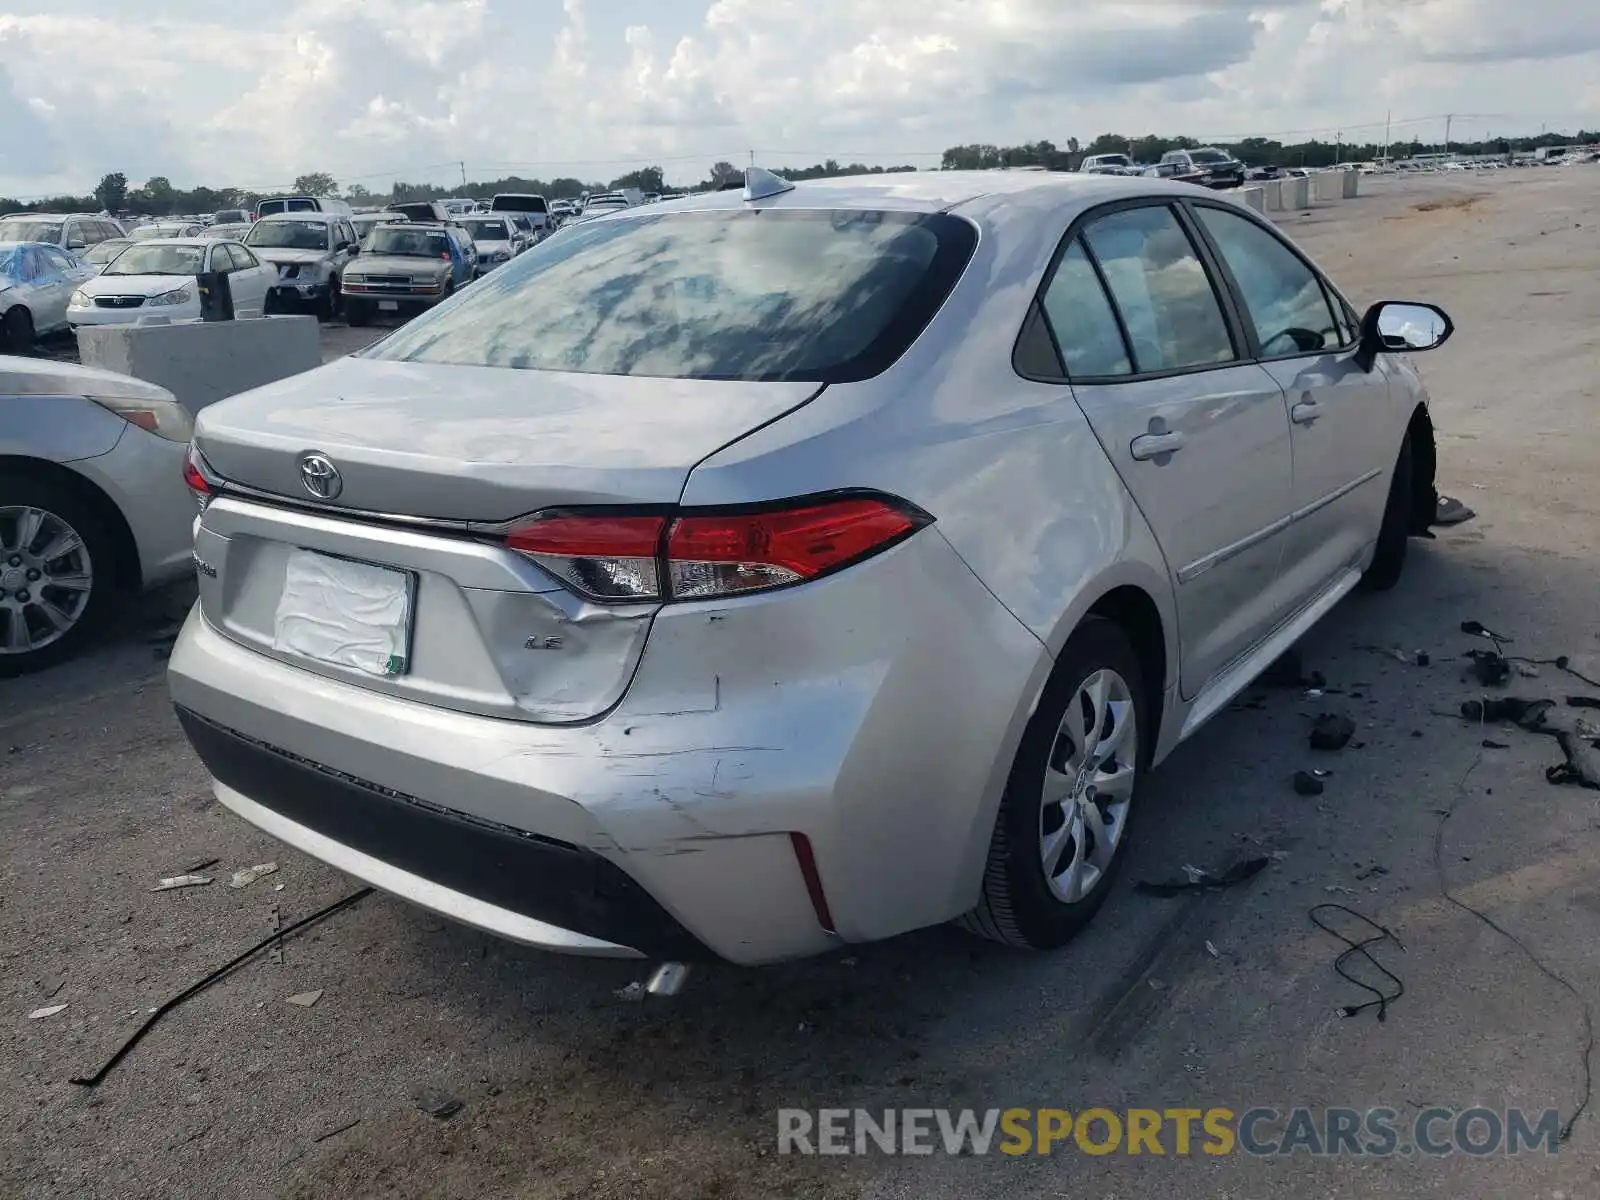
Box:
167, 527, 1050, 962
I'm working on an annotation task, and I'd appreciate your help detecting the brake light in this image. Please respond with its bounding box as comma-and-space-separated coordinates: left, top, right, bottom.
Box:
182, 443, 220, 508
501, 495, 929, 603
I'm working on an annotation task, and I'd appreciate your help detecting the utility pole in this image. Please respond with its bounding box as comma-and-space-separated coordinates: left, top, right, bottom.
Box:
748, 149, 755, 168
1444, 114, 1453, 156
1335, 131, 1342, 165
1383, 109, 1391, 163
459, 161, 467, 189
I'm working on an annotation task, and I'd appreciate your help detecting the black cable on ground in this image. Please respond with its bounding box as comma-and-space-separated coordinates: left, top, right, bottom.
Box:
1309, 903, 1405, 1021
70, 887, 374, 1089
1433, 715, 1594, 1142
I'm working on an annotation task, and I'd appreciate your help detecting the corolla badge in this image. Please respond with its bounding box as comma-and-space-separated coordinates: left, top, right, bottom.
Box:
298, 452, 343, 500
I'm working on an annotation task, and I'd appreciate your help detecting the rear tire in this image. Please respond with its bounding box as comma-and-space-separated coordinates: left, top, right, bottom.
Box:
0, 475, 119, 677
3, 306, 36, 353
1361, 433, 1413, 592
960, 617, 1149, 950
345, 299, 371, 327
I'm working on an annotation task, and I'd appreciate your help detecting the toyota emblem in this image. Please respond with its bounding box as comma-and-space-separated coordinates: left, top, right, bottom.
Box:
299, 452, 343, 501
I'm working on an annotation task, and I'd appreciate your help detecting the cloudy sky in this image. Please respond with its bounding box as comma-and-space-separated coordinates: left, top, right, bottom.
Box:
0, 0, 1596, 198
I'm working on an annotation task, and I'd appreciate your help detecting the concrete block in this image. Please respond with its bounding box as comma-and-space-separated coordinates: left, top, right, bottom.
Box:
76, 316, 321, 414
1264, 180, 1285, 210
1286, 177, 1312, 208
1313, 171, 1345, 202
1239, 186, 1266, 213
1342, 169, 1360, 199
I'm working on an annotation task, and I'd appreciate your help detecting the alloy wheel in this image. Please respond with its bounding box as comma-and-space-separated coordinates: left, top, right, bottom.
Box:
1039, 668, 1138, 904
0, 506, 95, 656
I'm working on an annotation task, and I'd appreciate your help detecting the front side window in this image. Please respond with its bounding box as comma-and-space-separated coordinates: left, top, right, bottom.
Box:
1194, 205, 1339, 357
366, 209, 977, 383
1039, 239, 1132, 378
1080, 205, 1235, 374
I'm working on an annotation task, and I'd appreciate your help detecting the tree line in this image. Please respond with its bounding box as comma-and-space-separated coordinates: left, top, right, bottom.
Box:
4, 129, 1595, 216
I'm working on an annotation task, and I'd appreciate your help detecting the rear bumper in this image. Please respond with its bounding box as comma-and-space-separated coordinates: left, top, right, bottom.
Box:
167, 529, 1050, 964
177, 707, 700, 959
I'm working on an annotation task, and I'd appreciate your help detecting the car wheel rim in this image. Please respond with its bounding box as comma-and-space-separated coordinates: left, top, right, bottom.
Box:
0, 506, 94, 655
1039, 668, 1137, 904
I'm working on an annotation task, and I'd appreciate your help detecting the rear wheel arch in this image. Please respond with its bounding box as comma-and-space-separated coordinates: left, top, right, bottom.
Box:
0, 456, 141, 589
1085, 584, 1169, 753
1405, 403, 1438, 534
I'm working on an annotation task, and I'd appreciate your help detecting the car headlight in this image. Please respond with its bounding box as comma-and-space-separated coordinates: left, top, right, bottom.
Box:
70, 289, 92, 307
278, 263, 299, 279
149, 287, 193, 307
86, 391, 195, 442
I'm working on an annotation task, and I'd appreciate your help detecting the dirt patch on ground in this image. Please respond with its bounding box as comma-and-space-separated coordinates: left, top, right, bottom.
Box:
1411, 193, 1488, 214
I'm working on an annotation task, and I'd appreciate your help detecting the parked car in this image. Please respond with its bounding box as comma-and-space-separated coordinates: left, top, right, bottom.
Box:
254, 196, 354, 220
488, 193, 552, 239
352, 212, 409, 243
1080, 153, 1135, 175
0, 242, 96, 350
169, 169, 1452, 969
129, 222, 205, 241
78, 238, 135, 275
386, 201, 451, 225
204, 223, 253, 242
1247, 165, 1283, 181
0, 213, 126, 261
68, 239, 276, 326
211, 209, 252, 227
1, 356, 195, 673
1142, 161, 1209, 187
1160, 148, 1246, 189
457, 215, 526, 271
244, 213, 360, 320
341, 223, 469, 326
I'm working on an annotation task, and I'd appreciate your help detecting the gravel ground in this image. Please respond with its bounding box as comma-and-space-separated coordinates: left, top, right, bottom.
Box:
3, 168, 1600, 1199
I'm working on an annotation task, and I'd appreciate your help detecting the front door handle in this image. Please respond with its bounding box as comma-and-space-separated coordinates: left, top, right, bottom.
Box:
1291, 399, 1321, 425
1130, 431, 1187, 461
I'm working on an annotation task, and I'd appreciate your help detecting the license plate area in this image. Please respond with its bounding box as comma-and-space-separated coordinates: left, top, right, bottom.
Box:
272, 548, 416, 677
378, 300, 400, 311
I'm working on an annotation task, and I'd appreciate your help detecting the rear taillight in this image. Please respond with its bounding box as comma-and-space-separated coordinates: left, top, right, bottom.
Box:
502, 494, 930, 604
183, 443, 220, 509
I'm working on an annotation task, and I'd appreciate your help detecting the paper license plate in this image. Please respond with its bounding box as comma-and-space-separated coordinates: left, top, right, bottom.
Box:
378, 300, 400, 311
272, 549, 414, 677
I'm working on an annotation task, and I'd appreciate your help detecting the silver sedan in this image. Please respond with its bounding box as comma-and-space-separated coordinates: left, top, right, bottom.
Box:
168, 169, 1453, 968
1, 357, 196, 673
0, 242, 97, 350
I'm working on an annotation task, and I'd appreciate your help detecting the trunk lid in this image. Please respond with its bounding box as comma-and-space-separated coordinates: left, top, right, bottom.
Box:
190, 356, 822, 724
193, 356, 822, 520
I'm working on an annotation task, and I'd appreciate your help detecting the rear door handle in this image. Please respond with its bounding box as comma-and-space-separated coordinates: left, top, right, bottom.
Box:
1291, 399, 1321, 425
1130, 431, 1187, 460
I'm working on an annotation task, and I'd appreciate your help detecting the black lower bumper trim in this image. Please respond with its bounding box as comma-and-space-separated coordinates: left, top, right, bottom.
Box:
174, 707, 715, 961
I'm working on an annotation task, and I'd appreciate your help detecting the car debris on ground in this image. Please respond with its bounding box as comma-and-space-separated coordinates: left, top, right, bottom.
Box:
153, 874, 213, 891
229, 862, 279, 889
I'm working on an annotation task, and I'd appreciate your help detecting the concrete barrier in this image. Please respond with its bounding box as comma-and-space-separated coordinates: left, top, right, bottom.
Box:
1264, 180, 1285, 211
1313, 171, 1346, 202
1342, 169, 1360, 199
1286, 176, 1312, 208
76, 316, 321, 414
1238, 186, 1266, 214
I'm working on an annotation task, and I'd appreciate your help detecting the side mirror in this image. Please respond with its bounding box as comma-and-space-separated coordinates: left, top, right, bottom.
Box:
1355, 301, 1453, 371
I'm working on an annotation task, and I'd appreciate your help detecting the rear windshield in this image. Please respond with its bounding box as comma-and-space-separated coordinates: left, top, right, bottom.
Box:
364, 209, 977, 383
1191, 150, 1229, 164
490, 195, 549, 215
462, 219, 510, 240
258, 198, 316, 216
389, 204, 439, 222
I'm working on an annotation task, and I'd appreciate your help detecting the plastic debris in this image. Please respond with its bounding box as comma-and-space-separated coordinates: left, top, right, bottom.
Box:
1309, 713, 1356, 751
229, 863, 279, 890
1205, 940, 1220, 958
415, 1092, 464, 1120
286, 990, 323, 1007
614, 982, 646, 1002
28, 1004, 68, 1020
1293, 770, 1325, 796
1460, 697, 1554, 728
1434, 496, 1476, 527
1135, 857, 1270, 898
153, 875, 213, 891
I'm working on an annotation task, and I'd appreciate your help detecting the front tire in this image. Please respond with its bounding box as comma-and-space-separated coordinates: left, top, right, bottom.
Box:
1361, 433, 1413, 592
0, 477, 117, 677
317, 277, 341, 322
961, 617, 1149, 949
3, 306, 36, 353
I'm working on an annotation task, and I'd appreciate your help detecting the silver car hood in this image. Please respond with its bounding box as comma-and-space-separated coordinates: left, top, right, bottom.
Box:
192, 355, 823, 521
349, 253, 449, 276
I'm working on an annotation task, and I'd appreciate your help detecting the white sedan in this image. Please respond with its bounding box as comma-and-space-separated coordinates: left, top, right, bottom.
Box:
67, 239, 276, 325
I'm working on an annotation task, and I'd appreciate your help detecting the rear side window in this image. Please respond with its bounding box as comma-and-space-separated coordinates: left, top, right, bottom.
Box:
1193, 205, 1340, 357
1080, 205, 1235, 374
1039, 240, 1132, 378
366, 209, 979, 383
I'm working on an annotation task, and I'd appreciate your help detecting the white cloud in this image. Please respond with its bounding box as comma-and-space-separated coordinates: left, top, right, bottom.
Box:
0, 0, 1594, 199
